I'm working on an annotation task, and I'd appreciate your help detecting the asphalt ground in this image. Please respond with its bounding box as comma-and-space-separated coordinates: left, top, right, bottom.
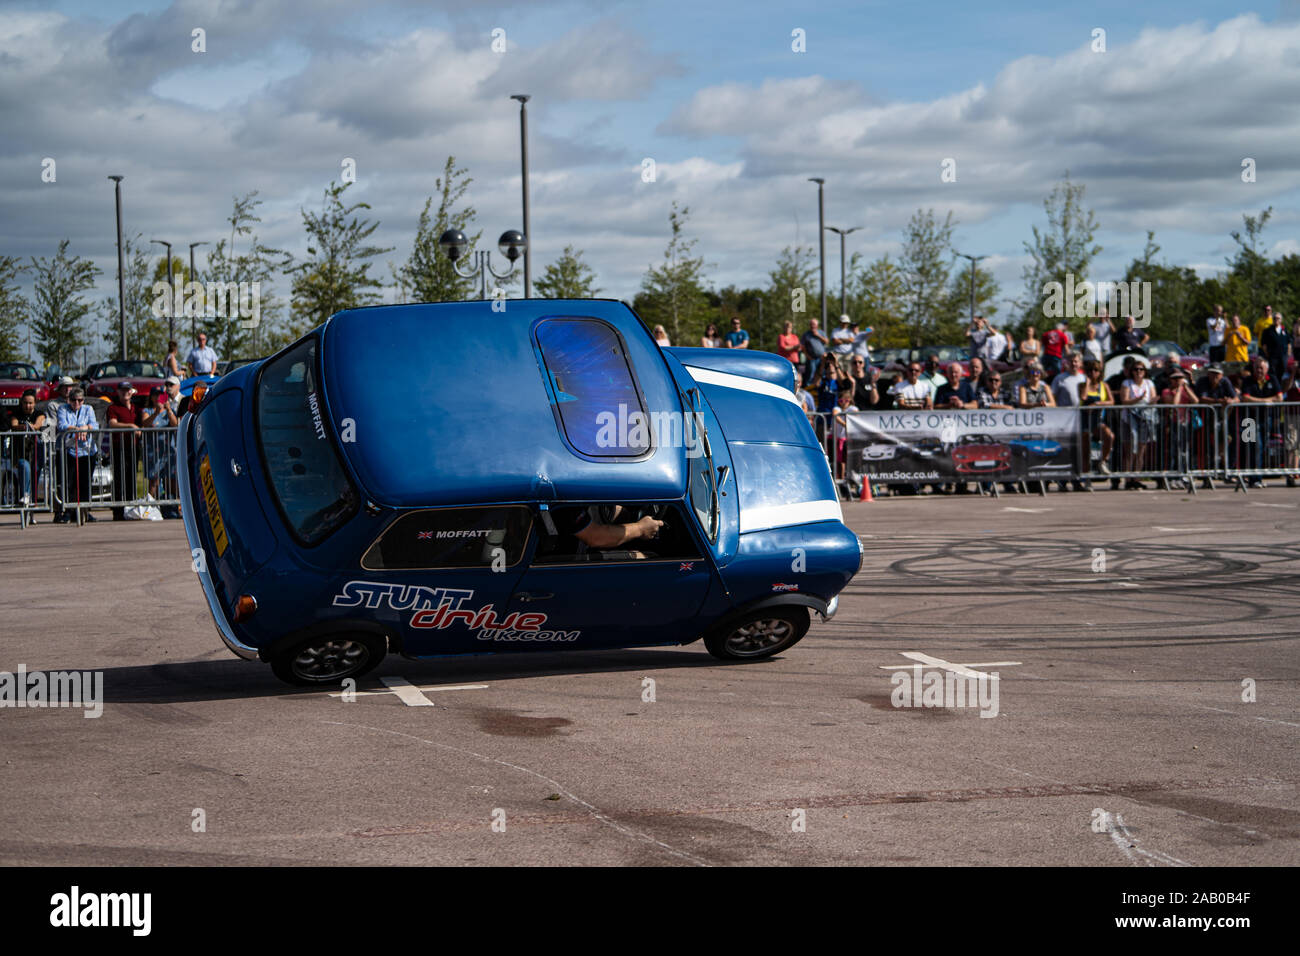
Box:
0, 485, 1296, 867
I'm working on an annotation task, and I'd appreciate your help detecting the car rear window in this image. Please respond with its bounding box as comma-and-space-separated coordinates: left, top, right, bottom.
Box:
362, 506, 532, 570
256, 336, 357, 545
534, 318, 648, 457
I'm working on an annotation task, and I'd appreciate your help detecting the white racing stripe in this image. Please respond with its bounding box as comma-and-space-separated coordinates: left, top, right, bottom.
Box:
684, 365, 802, 407
740, 498, 843, 532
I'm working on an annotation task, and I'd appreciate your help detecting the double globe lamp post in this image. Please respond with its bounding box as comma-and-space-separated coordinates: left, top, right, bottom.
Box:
438, 229, 527, 300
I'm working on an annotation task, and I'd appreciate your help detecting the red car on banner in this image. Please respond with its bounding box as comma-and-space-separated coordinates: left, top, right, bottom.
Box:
952, 434, 1013, 475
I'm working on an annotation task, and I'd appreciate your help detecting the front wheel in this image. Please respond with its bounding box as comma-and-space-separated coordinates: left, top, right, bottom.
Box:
270, 633, 386, 686
703, 607, 810, 661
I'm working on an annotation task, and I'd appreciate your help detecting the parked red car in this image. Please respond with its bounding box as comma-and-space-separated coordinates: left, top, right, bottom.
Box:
0, 362, 51, 413
84, 360, 166, 409
953, 434, 1013, 474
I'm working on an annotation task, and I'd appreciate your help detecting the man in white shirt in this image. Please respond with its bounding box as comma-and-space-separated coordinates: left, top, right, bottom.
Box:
888, 362, 934, 409
983, 323, 1007, 363
851, 322, 873, 362
831, 315, 855, 356
1205, 305, 1227, 363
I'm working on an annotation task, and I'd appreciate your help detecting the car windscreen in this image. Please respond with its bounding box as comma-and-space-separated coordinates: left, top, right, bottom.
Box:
0, 363, 38, 380
534, 318, 648, 457
255, 336, 358, 545
362, 506, 531, 570
95, 362, 162, 378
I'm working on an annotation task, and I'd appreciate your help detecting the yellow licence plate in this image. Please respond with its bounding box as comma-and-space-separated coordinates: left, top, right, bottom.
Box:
199, 455, 229, 557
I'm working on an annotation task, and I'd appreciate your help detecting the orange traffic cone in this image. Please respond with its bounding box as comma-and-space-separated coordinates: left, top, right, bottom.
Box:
859, 476, 873, 502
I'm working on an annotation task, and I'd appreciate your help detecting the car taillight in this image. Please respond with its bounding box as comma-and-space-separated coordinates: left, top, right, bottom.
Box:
191, 383, 208, 407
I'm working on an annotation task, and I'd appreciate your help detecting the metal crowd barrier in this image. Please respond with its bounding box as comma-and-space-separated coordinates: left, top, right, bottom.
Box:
835, 401, 1300, 497
51, 425, 181, 525
0, 428, 53, 528
1221, 402, 1300, 487
1080, 403, 1224, 491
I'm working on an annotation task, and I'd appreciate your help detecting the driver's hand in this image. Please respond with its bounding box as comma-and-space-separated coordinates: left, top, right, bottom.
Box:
634, 516, 663, 540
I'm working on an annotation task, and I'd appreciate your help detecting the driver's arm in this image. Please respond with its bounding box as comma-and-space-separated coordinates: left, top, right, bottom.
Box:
577, 514, 663, 549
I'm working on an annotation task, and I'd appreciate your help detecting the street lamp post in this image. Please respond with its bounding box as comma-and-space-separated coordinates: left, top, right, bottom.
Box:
955, 251, 988, 327
108, 176, 126, 361
808, 178, 826, 328
510, 94, 532, 298
188, 242, 208, 347
150, 239, 174, 347
438, 229, 526, 300
825, 225, 861, 318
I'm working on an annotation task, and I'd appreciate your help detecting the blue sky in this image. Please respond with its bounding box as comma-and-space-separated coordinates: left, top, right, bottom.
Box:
3, 0, 1299, 361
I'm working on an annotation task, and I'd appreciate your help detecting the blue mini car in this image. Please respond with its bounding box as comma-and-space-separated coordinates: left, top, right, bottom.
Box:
179, 299, 861, 685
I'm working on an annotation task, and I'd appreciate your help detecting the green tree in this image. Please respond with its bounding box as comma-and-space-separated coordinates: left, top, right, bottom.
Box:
898, 209, 957, 348
534, 244, 601, 299
289, 181, 393, 331
1123, 233, 1202, 348
0, 255, 27, 361
30, 240, 100, 371
944, 260, 1000, 334
397, 156, 480, 303
1226, 207, 1275, 321
97, 233, 167, 361
205, 192, 289, 357
763, 245, 817, 343
850, 255, 908, 348
1019, 172, 1101, 323
636, 201, 712, 345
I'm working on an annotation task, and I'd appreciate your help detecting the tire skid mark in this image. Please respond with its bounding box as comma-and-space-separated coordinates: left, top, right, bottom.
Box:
1109, 813, 1192, 867
324, 720, 711, 866
351, 776, 1292, 838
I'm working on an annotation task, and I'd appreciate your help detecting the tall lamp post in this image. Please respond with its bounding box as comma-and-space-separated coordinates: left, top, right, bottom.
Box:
825, 225, 861, 318
150, 239, 174, 347
808, 178, 826, 328
510, 94, 532, 298
108, 176, 126, 361
955, 251, 988, 326
188, 242, 208, 347
438, 229, 526, 300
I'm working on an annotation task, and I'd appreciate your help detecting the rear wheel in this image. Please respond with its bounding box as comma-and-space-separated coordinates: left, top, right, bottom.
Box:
703, 607, 810, 661
270, 633, 386, 686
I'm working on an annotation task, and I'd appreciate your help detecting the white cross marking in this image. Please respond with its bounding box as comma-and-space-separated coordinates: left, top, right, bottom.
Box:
326, 680, 489, 705
879, 652, 1022, 679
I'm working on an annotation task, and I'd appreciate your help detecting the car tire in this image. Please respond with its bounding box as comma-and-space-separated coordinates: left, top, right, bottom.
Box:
270, 633, 386, 686
703, 607, 810, 661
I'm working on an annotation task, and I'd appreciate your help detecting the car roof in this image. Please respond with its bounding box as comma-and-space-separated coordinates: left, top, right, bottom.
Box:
321, 299, 689, 508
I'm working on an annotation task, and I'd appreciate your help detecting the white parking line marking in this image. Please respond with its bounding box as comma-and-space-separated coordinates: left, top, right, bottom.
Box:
381, 677, 437, 706
326, 681, 489, 703
1002, 507, 1051, 513
1114, 581, 1141, 588
1151, 526, 1215, 532
879, 652, 1021, 678
1248, 502, 1297, 509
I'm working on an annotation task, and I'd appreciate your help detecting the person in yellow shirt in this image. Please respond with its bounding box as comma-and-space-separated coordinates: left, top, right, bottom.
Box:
1254, 305, 1274, 342
1226, 313, 1252, 365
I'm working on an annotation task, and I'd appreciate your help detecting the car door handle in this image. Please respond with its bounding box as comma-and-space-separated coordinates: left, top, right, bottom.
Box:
515, 592, 554, 603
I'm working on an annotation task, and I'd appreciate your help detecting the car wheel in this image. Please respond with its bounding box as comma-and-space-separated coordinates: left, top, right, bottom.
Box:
270, 633, 386, 686
704, 607, 810, 661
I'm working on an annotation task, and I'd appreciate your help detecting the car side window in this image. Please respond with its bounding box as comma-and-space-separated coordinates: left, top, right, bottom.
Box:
362, 506, 532, 570
531, 503, 702, 565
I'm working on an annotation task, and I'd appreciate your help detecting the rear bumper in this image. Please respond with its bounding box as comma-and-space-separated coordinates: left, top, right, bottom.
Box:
178, 412, 260, 661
